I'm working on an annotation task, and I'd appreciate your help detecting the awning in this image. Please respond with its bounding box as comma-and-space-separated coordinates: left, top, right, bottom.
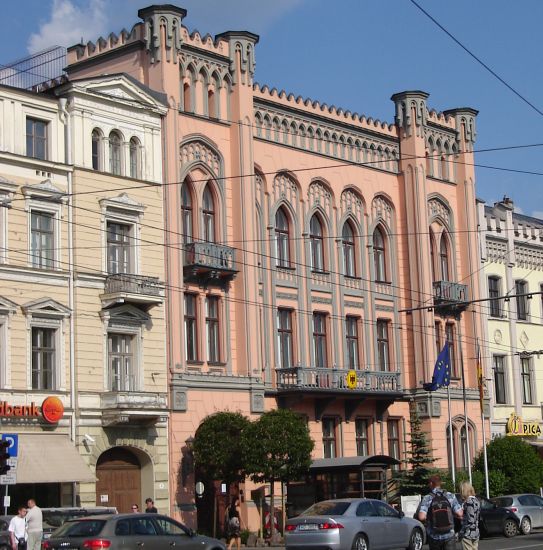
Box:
310, 455, 400, 471
16, 434, 95, 483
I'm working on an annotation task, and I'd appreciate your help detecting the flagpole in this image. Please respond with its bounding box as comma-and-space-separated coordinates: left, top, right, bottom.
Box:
477, 339, 490, 499
447, 385, 456, 489
481, 408, 489, 498
457, 322, 472, 483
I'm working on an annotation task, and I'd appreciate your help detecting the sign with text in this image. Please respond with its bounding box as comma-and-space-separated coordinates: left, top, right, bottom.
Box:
506, 413, 542, 437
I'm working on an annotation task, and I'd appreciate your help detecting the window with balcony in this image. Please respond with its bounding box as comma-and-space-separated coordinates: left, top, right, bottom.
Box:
445, 323, 458, 378
31, 326, 55, 390
109, 131, 122, 175
355, 418, 369, 456
342, 221, 356, 277
206, 296, 220, 363
521, 356, 533, 405
488, 276, 502, 317
322, 417, 336, 458
493, 355, 506, 404
345, 316, 360, 369
31, 211, 55, 269
26, 118, 47, 160
387, 419, 400, 464
107, 222, 132, 274
313, 312, 328, 368
373, 226, 387, 282
181, 182, 193, 244
275, 207, 291, 268
277, 308, 293, 369
108, 333, 135, 391
376, 319, 390, 371
203, 184, 216, 243
92, 128, 102, 170
185, 294, 198, 362
439, 233, 450, 281
129, 137, 141, 179
309, 215, 325, 272
515, 280, 529, 320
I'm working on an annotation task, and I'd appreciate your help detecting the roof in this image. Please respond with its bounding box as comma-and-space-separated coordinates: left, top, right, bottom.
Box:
309, 455, 400, 471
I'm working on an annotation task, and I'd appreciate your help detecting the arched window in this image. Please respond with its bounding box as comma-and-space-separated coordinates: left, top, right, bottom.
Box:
439, 233, 450, 281
129, 137, 140, 179
373, 226, 387, 282
342, 221, 356, 277
447, 421, 477, 470
181, 182, 193, 244
275, 207, 290, 268
183, 82, 191, 112
202, 184, 216, 243
109, 131, 122, 175
309, 215, 325, 272
91, 129, 101, 170
429, 231, 436, 282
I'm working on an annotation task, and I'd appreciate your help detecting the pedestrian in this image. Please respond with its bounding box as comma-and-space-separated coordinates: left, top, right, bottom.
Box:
25, 499, 42, 550
225, 497, 243, 550
131, 504, 140, 513
8, 505, 27, 550
418, 474, 463, 550
145, 498, 157, 513
459, 481, 480, 550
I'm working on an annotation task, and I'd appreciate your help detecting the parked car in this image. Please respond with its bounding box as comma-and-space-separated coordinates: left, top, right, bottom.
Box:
42, 507, 118, 539
42, 513, 226, 550
285, 498, 425, 550
0, 516, 12, 550
491, 494, 543, 535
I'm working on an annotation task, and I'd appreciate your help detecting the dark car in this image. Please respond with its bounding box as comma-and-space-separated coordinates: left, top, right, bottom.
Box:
455, 495, 519, 538
0, 516, 12, 550
42, 513, 226, 550
42, 507, 118, 539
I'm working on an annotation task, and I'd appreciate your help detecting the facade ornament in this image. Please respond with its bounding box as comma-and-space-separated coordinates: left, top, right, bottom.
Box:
216, 31, 259, 86
443, 107, 478, 151
391, 90, 429, 137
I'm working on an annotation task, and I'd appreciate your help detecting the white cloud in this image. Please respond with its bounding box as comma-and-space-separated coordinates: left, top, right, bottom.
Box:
513, 205, 524, 214
27, 0, 108, 53
531, 211, 543, 220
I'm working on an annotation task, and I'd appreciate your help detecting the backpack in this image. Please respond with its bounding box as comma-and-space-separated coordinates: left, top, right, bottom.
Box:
427, 490, 454, 534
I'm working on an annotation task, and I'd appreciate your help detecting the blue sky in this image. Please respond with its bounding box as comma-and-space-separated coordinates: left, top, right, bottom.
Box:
2, 0, 542, 217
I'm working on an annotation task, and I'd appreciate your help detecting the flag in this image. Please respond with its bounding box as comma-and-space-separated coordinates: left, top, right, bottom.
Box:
423, 342, 451, 391
476, 342, 485, 413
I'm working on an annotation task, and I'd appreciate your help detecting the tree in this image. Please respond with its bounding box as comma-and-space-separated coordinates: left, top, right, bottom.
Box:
473, 436, 543, 494
242, 409, 314, 539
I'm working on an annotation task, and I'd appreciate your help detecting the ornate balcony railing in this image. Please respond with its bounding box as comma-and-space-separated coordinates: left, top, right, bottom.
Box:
100, 391, 168, 426
104, 273, 162, 297
276, 366, 401, 394
183, 242, 237, 283
433, 281, 469, 304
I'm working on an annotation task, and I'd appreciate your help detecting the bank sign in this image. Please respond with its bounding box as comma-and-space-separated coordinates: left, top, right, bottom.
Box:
0, 397, 64, 424
506, 412, 542, 437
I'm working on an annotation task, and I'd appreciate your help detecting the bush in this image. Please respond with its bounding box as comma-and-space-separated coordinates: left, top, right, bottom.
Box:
472, 469, 508, 498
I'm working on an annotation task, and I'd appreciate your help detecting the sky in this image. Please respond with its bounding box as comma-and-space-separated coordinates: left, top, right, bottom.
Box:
1, 0, 542, 217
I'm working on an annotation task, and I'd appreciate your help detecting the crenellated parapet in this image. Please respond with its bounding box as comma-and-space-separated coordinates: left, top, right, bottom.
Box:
443, 108, 478, 151
215, 31, 259, 86
391, 90, 429, 137
138, 5, 186, 63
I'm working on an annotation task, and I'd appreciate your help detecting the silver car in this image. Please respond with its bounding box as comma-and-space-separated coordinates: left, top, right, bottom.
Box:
491, 494, 543, 535
285, 498, 425, 550
42, 513, 226, 550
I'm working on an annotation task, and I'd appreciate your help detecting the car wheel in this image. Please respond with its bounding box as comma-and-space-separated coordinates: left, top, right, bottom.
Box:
520, 516, 532, 535
352, 533, 369, 550
407, 527, 423, 550
503, 518, 518, 538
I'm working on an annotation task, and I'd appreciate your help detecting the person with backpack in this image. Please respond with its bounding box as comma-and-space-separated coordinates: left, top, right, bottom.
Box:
225, 497, 243, 550
418, 474, 463, 550
458, 481, 480, 550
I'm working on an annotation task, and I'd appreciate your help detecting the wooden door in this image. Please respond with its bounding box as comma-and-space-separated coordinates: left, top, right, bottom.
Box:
96, 447, 141, 513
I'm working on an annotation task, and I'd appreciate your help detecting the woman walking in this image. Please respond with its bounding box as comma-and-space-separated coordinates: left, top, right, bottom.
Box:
459, 481, 480, 550
225, 497, 243, 550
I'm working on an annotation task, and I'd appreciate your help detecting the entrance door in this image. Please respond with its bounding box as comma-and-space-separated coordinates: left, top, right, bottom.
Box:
96, 447, 141, 513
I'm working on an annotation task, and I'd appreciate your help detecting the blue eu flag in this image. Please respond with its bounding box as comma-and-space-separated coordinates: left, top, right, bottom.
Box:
423, 342, 451, 391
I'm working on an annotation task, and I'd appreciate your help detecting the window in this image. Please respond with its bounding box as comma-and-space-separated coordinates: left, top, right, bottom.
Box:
376, 320, 390, 371
108, 333, 135, 391
515, 280, 528, 320
355, 418, 369, 456
434, 321, 441, 356
373, 227, 387, 282
439, 234, 450, 281
309, 215, 325, 272
181, 183, 193, 244
493, 355, 506, 404
488, 276, 501, 317
313, 313, 328, 368
31, 327, 55, 389
206, 296, 220, 363
26, 118, 47, 160
153, 517, 187, 536
429, 231, 436, 282
445, 323, 457, 378
202, 185, 216, 243
185, 294, 198, 362
387, 419, 400, 462
31, 211, 54, 269
275, 208, 291, 267
109, 131, 122, 175
521, 356, 533, 404
345, 316, 360, 369
322, 418, 336, 458
129, 138, 140, 179
459, 424, 476, 469
107, 222, 132, 274
342, 222, 356, 277
92, 129, 101, 170
277, 309, 293, 369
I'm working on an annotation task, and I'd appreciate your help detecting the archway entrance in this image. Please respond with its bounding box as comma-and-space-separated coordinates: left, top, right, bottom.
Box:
96, 447, 141, 512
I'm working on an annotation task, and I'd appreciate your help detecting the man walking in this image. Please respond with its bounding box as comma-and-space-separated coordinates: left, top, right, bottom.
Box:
145, 498, 157, 513
26, 499, 42, 550
8, 505, 27, 550
418, 475, 462, 550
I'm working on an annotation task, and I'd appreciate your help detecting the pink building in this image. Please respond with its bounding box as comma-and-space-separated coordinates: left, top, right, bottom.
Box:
65, 4, 486, 531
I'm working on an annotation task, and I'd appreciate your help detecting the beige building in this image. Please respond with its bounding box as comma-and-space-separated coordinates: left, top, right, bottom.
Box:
0, 74, 169, 513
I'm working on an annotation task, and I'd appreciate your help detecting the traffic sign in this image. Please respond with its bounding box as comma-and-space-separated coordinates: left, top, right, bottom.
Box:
1, 434, 18, 458
0, 458, 17, 484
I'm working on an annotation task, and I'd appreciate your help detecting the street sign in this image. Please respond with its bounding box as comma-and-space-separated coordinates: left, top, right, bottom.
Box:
1, 434, 18, 457
0, 458, 17, 484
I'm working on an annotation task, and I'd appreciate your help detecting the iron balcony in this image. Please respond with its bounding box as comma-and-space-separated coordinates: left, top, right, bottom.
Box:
183, 241, 237, 284
102, 273, 164, 307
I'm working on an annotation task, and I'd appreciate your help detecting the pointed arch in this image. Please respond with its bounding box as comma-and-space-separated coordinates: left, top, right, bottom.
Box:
180, 176, 194, 244
109, 130, 123, 175
372, 224, 389, 283
309, 212, 326, 272
274, 205, 292, 268
341, 218, 357, 277
202, 182, 216, 243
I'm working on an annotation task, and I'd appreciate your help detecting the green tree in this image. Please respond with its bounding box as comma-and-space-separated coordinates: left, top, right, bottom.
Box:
473, 436, 543, 494
242, 409, 314, 539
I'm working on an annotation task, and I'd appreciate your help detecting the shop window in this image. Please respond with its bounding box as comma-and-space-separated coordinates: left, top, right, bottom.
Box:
26, 118, 47, 160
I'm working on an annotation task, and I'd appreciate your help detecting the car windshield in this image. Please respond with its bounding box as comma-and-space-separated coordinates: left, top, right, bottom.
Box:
43, 511, 87, 529
301, 501, 351, 516
52, 520, 106, 538
492, 497, 513, 507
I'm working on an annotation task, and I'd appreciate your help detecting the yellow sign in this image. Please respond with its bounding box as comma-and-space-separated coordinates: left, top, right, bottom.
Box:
346, 370, 357, 390
506, 413, 542, 437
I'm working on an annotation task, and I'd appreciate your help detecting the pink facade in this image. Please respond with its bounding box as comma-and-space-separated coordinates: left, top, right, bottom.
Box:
65, 5, 487, 530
